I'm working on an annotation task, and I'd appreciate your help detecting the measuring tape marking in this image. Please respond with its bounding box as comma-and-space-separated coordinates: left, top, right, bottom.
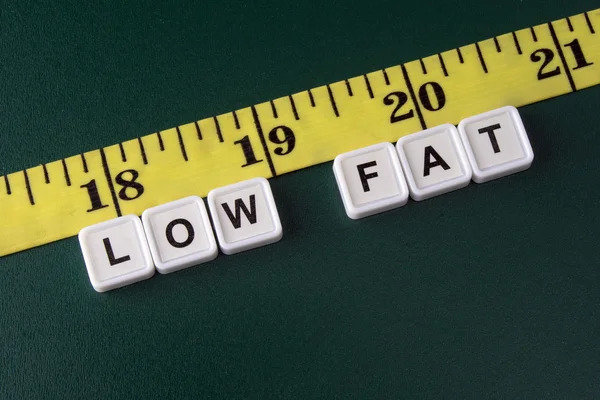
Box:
549, 22, 577, 91
99, 147, 122, 217
400, 64, 427, 130
251, 105, 277, 177
1, 8, 599, 256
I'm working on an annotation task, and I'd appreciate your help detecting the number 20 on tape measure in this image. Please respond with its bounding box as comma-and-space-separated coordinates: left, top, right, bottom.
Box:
1, 8, 599, 256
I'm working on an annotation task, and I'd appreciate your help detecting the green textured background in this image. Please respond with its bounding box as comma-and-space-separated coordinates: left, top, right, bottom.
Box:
1, 1, 600, 398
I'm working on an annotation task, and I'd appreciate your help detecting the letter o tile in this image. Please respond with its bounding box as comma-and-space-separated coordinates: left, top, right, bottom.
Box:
141, 196, 218, 274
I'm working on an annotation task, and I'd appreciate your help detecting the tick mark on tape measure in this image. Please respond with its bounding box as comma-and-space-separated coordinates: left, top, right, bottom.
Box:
80, 154, 88, 173
307, 89, 316, 107
23, 169, 34, 205
232, 110, 241, 129
118, 143, 127, 162
250, 105, 276, 177
100, 148, 122, 217
475, 42, 488, 73
270, 100, 279, 118
566, 17, 574, 32
512, 31, 522, 55
42, 163, 50, 183
176, 126, 188, 161
4, 175, 11, 195
456, 47, 464, 63
548, 21, 577, 92
326, 84, 339, 117
288, 95, 299, 120
584, 12, 595, 34
419, 58, 427, 74
213, 116, 224, 143
156, 131, 165, 151
137, 137, 148, 165
363, 74, 374, 99
382, 69, 390, 85
344, 79, 353, 96
194, 121, 203, 140
437, 53, 448, 77
530, 26, 538, 42
61, 159, 71, 186
400, 64, 426, 130
493, 37, 501, 52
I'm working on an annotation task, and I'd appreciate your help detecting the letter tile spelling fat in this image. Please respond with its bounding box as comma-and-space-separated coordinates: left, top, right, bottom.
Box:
78, 215, 155, 292
207, 177, 282, 255
333, 142, 409, 219
396, 124, 472, 201
457, 106, 534, 183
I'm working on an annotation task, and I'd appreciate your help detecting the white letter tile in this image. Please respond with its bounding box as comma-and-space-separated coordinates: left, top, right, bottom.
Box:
141, 196, 218, 274
458, 105, 534, 183
333, 142, 409, 219
78, 215, 155, 293
207, 177, 282, 255
396, 124, 472, 201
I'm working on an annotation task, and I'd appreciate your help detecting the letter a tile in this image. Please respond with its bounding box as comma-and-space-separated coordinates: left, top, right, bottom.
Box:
458, 106, 534, 183
333, 142, 409, 219
78, 215, 155, 293
207, 177, 282, 255
396, 124, 472, 201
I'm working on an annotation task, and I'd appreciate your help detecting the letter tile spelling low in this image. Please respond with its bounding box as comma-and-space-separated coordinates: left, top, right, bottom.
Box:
207, 177, 283, 255
141, 196, 218, 274
78, 215, 155, 292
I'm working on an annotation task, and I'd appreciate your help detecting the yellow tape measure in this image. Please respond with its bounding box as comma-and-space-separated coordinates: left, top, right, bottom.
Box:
1, 9, 599, 256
